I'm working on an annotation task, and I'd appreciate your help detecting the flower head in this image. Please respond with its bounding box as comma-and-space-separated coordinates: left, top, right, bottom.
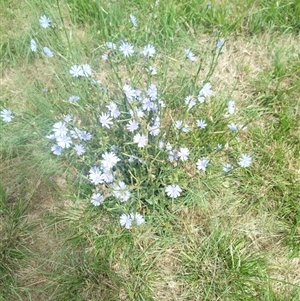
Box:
89, 166, 104, 185
178, 147, 190, 161
223, 163, 233, 173
131, 212, 145, 226
99, 112, 113, 128
126, 120, 139, 132
196, 158, 210, 171
0, 109, 13, 123
56, 135, 72, 149
129, 14, 137, 27
227, 100, 235, 115
185, 49, 196, 61
43, 47, 53, 57
120, 213, 133, 229
30, 39, 37, 52
39, 15, 51, 28
165, 184, 182, 198
101, 152, 120, 170
81, 64, 92, 77
133, 133, 148, 148
91, 193, 104, 206
238, 154, 252, 168
119, 42, 134, 57
69, 65, 84, 77
69, 95, 80, 103
141, 44, 156, 58
196, 119, 207, 129
74, 144, 85, 156
51, 144, 62, 155
199, 82, 212, 98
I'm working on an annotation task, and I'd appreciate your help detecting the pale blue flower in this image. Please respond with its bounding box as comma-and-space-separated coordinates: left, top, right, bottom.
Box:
69, 65, 83, 77
178, 147, 190, 161
43, 47, 53, 57
199, 82, 212, 98
228, 100, 235, 114
56, 135, 72, 149
147, 84, 158, 100
101, 152, 120, 169
165, 184, 182, 198
120, 213, 133, 229
106, 42, 117, 50
80, 131, 92, 141
131, 212, 145, 226
30, 39, 37, 52
113, 181, 131, 202
0, 109, 13, 122
185, 49, 196, 61
133, 133, 148, 148
39, 15, 51, 28
123, 84, 136, 101
89, 166, 104, 185
223, 163, 232, 172
53, 121, 68, 137
185, 95, 196, 109
129, 14, 137, 27
99, 112, 113, 128
141, 44, 156, 58
196, 119, 207, 129
81, 64, 92, 77
216, 39, 225, 49
238, 154, 252, 167
63, 114, 72, 123
196, 158, 210, 171
74, 144, 85, 156
107, 102, 120, 118
91, 193, 104, 206
228, 123, 238, 132
69, 95, 80, 103
51, 144, 62, 155
126, 120, 139, 132
119, 42, 134, 57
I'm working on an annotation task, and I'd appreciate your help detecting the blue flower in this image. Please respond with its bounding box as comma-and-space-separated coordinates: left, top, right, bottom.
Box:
1, 109, 13, 122
130, 14, 137, 28
238, 154, 252, 168
43, 47, 53, 57
39, 15, 51, 28
30, 39, 37, 52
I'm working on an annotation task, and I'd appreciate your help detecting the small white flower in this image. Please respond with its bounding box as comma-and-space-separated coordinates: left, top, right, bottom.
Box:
223, 163, 233, 172
81, 64, 92, 77
74, 144, 85, 156
228, 122, 238, 132
51, 144, 62, 155
63, 114, 72, 123
120, 213, 133, 229
39, 15, 51, 28
99, 112, 113, 128
80, 131, 92, 141
228, 100, 235, 115
107, 102, 120, 118
142, 97, 154, 111
101, 54, 108, 61
91, 193, 104, 206
165, 184, 182, 198
131, 212, 145, 226
199, 82, 212, 98
129, 14, 137, 27
106, 42, 117, 50
147, 66, 157, 75
69, 65, 84, 77
133, 133, 148, 148
148, 120, 160, 136
56, 135, 72, 149
101, 152, 120, 169
119, 42, 134, 57
178, 147, 190, 161
141, 44, 156, 58
196, 119, 207, 129
53, 121, 68, 137
0, 109, 13, 123
185, 49, 196, 61
238, 154, 252, 168
196, 158, 210, 171
123, 84, 136, 101
185, 95, 196, 109
216, 39, 225, 49
113, 181, 131, 202
126, 120, 139, 132
69, 95, 80, 103
43, 47, 53, 57
174, 120, 183, 130
89, 166, 104, 185
147, 84, 158, 100
30, 39, 37, 52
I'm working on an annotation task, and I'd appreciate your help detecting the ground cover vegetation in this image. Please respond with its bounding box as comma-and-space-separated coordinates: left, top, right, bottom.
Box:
0, 0, 299, 300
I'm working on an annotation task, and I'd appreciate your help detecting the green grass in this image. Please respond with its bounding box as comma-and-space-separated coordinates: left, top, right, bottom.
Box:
1, 0, 300, 300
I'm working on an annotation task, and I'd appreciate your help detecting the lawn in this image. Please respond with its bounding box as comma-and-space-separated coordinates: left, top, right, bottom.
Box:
0, 0, 299, 300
